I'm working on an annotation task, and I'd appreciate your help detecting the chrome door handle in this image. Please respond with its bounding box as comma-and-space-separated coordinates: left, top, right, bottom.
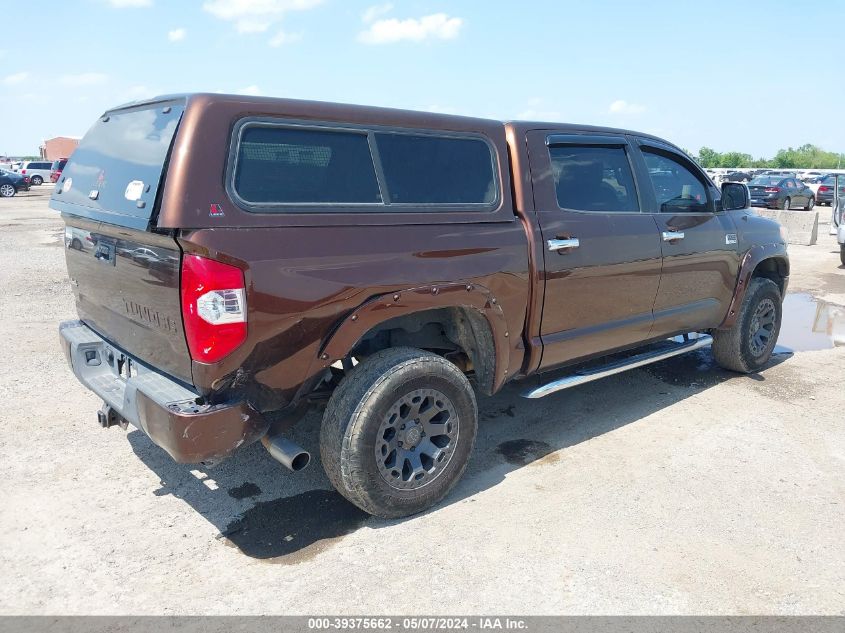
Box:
662, 231, 685, 241
548, 238, 580, 252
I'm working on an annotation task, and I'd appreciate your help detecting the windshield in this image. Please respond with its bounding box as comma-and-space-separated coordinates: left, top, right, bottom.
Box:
749, 177, 782, 186
49, 101, 185, 229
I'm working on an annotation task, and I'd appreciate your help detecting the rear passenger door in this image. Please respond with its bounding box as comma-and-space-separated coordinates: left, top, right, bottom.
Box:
526, 132, 663, 371
632, 140, 741, 336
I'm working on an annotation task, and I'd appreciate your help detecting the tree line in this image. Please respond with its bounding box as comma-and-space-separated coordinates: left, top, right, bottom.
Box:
683, 144, 844, 169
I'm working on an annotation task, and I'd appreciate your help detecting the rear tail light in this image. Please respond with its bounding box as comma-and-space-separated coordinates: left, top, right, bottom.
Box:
21, 169, 26, 174
764, 187, 780, 193
181, 254, 247, 363
819, 186, 830, 193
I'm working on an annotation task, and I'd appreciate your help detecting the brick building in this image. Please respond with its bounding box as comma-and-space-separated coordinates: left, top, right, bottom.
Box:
40, 137, 80, 161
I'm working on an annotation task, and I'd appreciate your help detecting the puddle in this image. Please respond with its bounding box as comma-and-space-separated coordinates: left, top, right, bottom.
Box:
219, 489, 369, 562
496, 439, 554, 465
227, 482, 262, 500
777, 293, 845, 352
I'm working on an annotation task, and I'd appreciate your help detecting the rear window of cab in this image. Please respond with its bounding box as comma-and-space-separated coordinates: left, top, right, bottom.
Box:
230, 121, 499, 211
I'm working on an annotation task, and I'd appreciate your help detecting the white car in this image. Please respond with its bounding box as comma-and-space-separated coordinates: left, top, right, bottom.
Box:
835, 197, 844, 265
20, 161, 53, 186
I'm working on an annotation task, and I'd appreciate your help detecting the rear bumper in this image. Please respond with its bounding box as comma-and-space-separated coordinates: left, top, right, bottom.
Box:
59, 320, 267, 463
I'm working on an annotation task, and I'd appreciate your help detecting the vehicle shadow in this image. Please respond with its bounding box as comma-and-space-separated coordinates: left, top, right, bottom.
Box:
129, 348, 792, 562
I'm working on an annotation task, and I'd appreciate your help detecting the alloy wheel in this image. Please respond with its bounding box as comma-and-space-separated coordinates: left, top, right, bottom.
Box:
375, 388, 459, 490
749, 297, 777, 357
0, 184, 15, 197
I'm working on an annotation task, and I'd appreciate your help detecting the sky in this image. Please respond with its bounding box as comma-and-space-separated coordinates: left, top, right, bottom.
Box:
1, 0, 843, 158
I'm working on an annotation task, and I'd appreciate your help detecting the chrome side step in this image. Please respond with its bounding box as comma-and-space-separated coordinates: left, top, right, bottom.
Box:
522, 334, 713, 399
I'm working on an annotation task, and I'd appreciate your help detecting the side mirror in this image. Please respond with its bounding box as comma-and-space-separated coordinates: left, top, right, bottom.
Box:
721, 182, 749, 211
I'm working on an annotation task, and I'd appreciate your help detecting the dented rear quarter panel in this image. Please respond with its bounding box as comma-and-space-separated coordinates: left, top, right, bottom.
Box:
180, 223, 531, 407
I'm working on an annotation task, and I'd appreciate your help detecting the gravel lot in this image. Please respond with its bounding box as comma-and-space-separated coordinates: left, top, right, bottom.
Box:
1, 186, 843, 615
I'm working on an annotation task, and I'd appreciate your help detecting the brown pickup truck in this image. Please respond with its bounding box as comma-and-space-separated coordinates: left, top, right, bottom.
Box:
54, 94, 789, 518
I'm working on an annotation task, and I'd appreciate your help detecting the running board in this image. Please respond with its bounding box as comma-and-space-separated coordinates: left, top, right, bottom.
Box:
522, 334, 713, 399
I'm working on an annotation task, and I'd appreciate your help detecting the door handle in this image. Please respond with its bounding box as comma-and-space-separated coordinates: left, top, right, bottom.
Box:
662, 231, 685, 242
547, 238, 580, 252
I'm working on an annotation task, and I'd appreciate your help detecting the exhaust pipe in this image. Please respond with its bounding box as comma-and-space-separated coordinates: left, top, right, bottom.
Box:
261, 433, 311, 472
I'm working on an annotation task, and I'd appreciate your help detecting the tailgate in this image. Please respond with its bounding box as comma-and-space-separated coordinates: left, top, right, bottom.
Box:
62, 218, 191, 383
52, 99, 192, 384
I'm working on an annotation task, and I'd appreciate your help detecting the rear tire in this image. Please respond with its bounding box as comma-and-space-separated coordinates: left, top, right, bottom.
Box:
806, 196, 815, 210
31, 175, 43, 186
320, 347, 477, 518
711, 277, 782, 373
782, 197, 790, 210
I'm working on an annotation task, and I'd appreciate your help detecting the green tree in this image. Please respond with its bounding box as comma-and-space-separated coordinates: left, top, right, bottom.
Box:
698, 146, 721, 168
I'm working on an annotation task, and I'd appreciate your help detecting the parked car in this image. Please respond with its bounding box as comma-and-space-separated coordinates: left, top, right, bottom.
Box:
0, 169, 30, 197
748, 176, 815, 210
50, 158, 68, 183
53, 94, 788, 518
816, 174, 845, 206
20, 161, 53, 185
724, 170, 753, 182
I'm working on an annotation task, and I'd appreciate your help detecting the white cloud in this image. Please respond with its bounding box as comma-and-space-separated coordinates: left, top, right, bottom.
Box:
236, 85, 262, 96
362, 3, 393, 23
358, 13, 463, 44
203, 0, 323, 34
2, 72, 29, 86
269, 29, 302, 46
59, 73, 109, 87
168, 28, 187, 42
104, 0, 153, 7
609, 99, 646, 115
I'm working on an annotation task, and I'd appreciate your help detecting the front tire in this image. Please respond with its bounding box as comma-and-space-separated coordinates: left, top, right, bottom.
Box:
711, 277, 782, 373
806, 196, 815, 210
320, 347, 477, 518
782, 197, 791, 210
0, 184, 15, 197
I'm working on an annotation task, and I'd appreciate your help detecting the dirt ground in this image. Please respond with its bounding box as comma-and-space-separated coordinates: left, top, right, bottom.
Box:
1, 186, 843, 615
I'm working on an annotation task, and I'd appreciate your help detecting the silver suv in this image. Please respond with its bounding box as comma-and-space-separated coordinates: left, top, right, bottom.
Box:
21, 161, 53, 186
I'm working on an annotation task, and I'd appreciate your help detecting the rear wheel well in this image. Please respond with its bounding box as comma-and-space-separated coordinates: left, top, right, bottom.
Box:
349, 307, 496, 395
751, 257, 788, 296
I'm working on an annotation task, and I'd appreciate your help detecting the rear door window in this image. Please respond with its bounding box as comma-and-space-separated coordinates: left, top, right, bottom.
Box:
373, 132, 497, 205
642, 149, 710, 213
233, 125, 382, 205
549, 145, 639, 212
